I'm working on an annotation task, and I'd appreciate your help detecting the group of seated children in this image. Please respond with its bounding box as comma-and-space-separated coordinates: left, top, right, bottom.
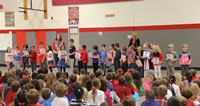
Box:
0, 67, 143, 106
142, 69, 200, 106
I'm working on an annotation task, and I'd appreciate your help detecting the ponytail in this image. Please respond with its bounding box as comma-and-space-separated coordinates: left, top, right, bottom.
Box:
91, 78, 101, 103
92, 88, 97, 103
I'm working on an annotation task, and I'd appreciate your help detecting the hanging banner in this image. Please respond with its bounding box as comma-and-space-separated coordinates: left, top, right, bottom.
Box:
68, 6, 79, 25
5, 12, 15, 27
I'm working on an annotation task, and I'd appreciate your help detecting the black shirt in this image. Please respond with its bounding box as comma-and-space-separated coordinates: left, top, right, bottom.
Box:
114, 49, 121, 61
69, 45, 76, 59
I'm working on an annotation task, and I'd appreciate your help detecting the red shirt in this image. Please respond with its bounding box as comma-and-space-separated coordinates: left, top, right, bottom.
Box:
126, 85, 138, 96
112, 80, 119, 90
52, 40, 65, 53
0, 77, 2, 84
5, 91, 17, 106
108, 50, 114, 62
187, 99, 194, 106
66, 83, 73, 97
192, 76, 199, 81
155, 97, 168, 106
30, 51, 37, 63
37, 48, 46, 62
81, 50, 88, 64
115, 85, 128, 102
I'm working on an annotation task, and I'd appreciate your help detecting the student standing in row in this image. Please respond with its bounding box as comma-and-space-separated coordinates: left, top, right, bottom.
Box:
30, 46, 37, 73
37, 42, 47, 68
52, 34, 65, 66
68, 39, 76, 71
58, 44, 67, 72
165, 44, 177, 76
81, 45, 88, 72
121, 47, 128, 74
92, 45, 99, 74
99, 44, 107, 75
107, 44, 115, 71
22, 44, 29, 71
114, 43, 121, 71
13, 45, 21, 70
135, 46, 144, 78
127, 45, 136, 69
143, 43, 153, 71
76, 45, 83, 71
47, 45, 54, 73
5, 47, 14, 71
152, 45, 163, 79
179, 44, 192, 76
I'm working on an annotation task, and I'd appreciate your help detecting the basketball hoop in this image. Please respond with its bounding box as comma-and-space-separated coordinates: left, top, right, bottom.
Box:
0, 4, 3, 9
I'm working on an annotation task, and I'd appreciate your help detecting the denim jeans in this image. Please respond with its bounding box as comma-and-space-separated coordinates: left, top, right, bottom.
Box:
78, 61, 83, 71
31, 62, 36, 73
23, 61, 29, 71
100, 63, 107, 75
181, 65, 189, 76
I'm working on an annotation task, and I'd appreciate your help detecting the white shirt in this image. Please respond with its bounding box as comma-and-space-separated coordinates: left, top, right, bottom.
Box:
52, 97, 69, 106
166, 89, 173, 99
172, 83, 181, 96
58, 50, 67, 59
47, 51, 54, 61
87, 89, 105, 105
5, 53, 13, 62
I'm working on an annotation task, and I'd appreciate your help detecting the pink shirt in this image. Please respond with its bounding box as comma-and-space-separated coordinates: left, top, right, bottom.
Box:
104, 89, 113, 106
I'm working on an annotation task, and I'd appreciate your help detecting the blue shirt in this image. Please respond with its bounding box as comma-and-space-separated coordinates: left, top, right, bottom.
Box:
39, 101, 51, 106
107, 82, 114, 91
141, 99, 160, 106
68, 93, 75, 102
179, 52, 191, 59
14, 52, 21, 61
99, 50, 107, 63
21, 50, 29, 62
69, 45, 76, 59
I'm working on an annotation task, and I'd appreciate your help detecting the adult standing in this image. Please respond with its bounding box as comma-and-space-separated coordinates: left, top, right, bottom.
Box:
128, 32, 140, 48
52, 34, 65, 66
68, 39, 76, 71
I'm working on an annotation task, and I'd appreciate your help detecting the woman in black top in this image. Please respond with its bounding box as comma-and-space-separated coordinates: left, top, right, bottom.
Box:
128, 32, 140, 48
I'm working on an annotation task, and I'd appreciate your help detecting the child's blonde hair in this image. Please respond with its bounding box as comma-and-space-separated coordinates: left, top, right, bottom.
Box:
137, 46, 142, 51
152, 44, 162, 53
174, 73, 182, 87
177, 96, 187, 106
129, 45, 134, 50
132, 32, 138, 39
182, 44, 189, 48
190, 83, 200, 100
47, 73, 56, 91
55, 83, 67, 97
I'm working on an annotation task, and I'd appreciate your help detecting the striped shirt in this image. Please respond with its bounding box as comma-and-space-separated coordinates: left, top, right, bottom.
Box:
70, 99, 88, 106
155, 97, 168, 106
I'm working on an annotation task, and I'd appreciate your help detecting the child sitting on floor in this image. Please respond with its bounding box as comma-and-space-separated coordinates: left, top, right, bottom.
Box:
141, 89, 160, 106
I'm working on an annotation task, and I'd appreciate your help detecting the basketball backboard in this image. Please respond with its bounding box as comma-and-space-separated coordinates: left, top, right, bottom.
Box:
0, 0, 19, 12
